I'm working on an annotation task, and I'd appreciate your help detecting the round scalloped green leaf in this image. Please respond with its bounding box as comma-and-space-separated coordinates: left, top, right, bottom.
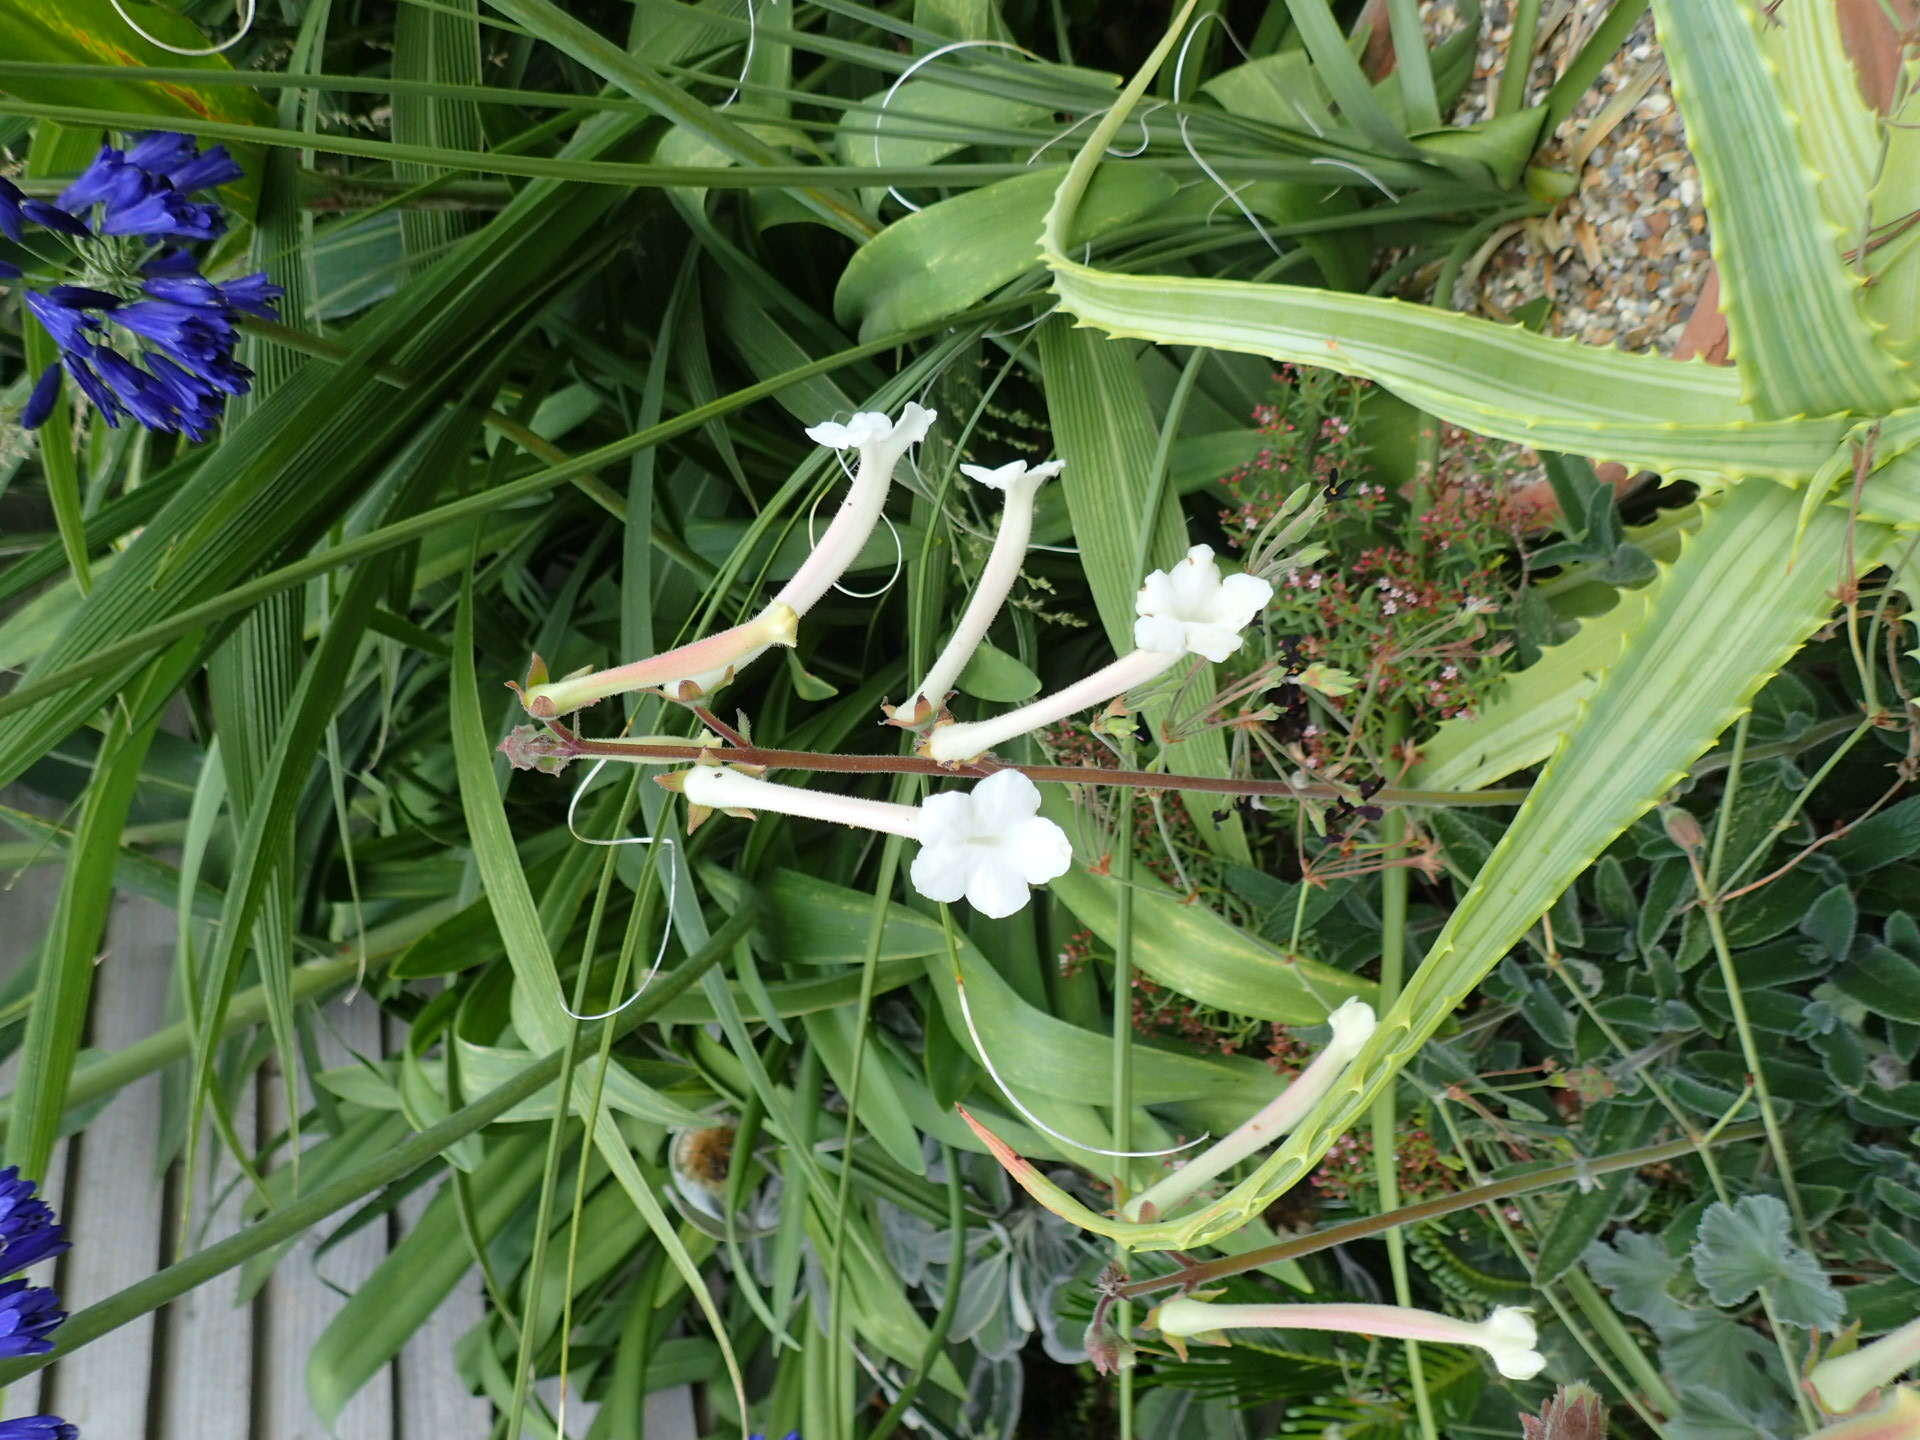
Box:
834, 163, 1176, 340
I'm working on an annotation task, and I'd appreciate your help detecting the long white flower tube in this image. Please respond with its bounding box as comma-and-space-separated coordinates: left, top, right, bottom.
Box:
888, 458, 1063, 725
1123, 998, 1376, 1221
1813, 1317, 1920, 1416
1153, 1298, 1547, 1380
677, 765, 1072, 918
1805, 1389, 1920, 1439
926, 544, 1272, 762
516, 403, 935, 717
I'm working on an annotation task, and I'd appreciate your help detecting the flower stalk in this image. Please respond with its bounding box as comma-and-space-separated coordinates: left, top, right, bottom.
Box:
1122, 998, 1375, 1221
1814, 1318, 1920, 1416
1151, 1297, 1546, 1380
889, 458, 1062, 725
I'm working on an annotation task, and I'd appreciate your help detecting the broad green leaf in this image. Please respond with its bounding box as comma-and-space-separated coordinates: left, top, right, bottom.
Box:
1653, 0, 1915, 417
1043, 793, 1373, 1024
0, 0, 272, 206
954, 639, 1040, 702
835, 165, 1176, 340
1690, 1195, 1845, 1330
5, 643, 192, 1180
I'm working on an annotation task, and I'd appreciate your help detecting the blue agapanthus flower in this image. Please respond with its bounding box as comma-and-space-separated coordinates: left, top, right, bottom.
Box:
0, 1168, 68, 1277
0, 1279, 64, 1360
1, 132, 279, 438
0, 1420, 78, 1440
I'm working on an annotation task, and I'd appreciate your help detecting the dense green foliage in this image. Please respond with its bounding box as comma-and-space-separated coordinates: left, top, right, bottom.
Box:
2, 0, 1918, 1437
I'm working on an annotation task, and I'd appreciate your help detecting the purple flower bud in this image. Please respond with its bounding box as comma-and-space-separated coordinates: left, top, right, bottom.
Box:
24, 292, 100, 351
19, 364, 62, 431
61, 351, 126, 427
56, 145, 146, 213
169, 144, 243, 195
124, 131, 198, 175
0, 1413, 79, 1439
218, 271, 283, 319
0, 177, 23, 242
19, 200, 88, 238
141, 273, 223, 307
98, 190, 224, 242
0, 260, 18, 280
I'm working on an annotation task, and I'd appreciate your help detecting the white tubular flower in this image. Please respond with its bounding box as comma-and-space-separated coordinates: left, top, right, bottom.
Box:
1133, 544, 1275, 662
515, 403, 933, 718
1812, 1316, 1920, 1416
909, 768, 1072, 918
888, 458, 1063, 725
925, 542, 1270, 762
674, 766, 1071, 919
776, 401, 936, 618
1805, 1389, 1920, 1439
1153, 1298, 1546, 1381
1124, 997, 1375, 1221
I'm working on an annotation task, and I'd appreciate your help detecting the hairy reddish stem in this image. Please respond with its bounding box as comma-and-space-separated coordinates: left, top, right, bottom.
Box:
552, 729, 1529, 808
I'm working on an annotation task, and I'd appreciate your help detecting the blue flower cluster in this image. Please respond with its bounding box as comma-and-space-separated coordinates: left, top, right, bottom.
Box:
0, 1169, 77, 1440
1, 132, 280, 439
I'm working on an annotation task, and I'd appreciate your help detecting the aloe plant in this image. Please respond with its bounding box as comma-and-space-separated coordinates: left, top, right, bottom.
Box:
964, 0, 1915, 1252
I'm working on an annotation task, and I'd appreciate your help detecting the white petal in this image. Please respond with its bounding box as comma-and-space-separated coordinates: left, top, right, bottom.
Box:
805, 420, 854, 449
1028, 459, 1065, 481
1134, 615, 1188, 654
916, 789, 974, 845
971, 769, 1042, 827
886, 401, 937, 448
1135, 570, 1176, 619
1215, 571, 1275, 626
1186, 624, 1243, 664
959, 460, 1027, 490
910, 845, 969, 904
965, 859, 1033, 918
1012, 816, 1073, 883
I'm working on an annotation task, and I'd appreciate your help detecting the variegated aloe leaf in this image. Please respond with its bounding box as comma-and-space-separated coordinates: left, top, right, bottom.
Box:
1756, 0, 1879, 239
1408, 585, 1653, 794
1654, 0, 1915, 417
1864, 58, 1920, 365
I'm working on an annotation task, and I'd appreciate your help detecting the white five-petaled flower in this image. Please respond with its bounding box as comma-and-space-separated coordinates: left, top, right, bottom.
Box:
909, 769, 1072, 918
1134, 543, 1274, 661
674, 765, 1071, 919
925, 541, 1272, 762
1153, 1298, 1546, 1381
889, 458, 1064, 725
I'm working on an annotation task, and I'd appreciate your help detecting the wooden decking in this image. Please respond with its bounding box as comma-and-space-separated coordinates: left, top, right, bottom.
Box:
0, 792, 700, 1437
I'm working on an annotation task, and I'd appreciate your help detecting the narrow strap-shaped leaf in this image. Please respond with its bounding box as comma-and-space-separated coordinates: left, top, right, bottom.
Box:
450, 569, 752, 1420
1653, 0, 1914, 417
1280, 0, 1421, 158
4, 640, 197, 1180
1036, 317, 1250, 861
393, 0, 484, 263
477, 0, 874, 238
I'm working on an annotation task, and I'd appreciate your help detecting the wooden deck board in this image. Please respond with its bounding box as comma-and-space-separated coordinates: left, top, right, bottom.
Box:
49, 891, 174, 1438
0, 782, 698, 1438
